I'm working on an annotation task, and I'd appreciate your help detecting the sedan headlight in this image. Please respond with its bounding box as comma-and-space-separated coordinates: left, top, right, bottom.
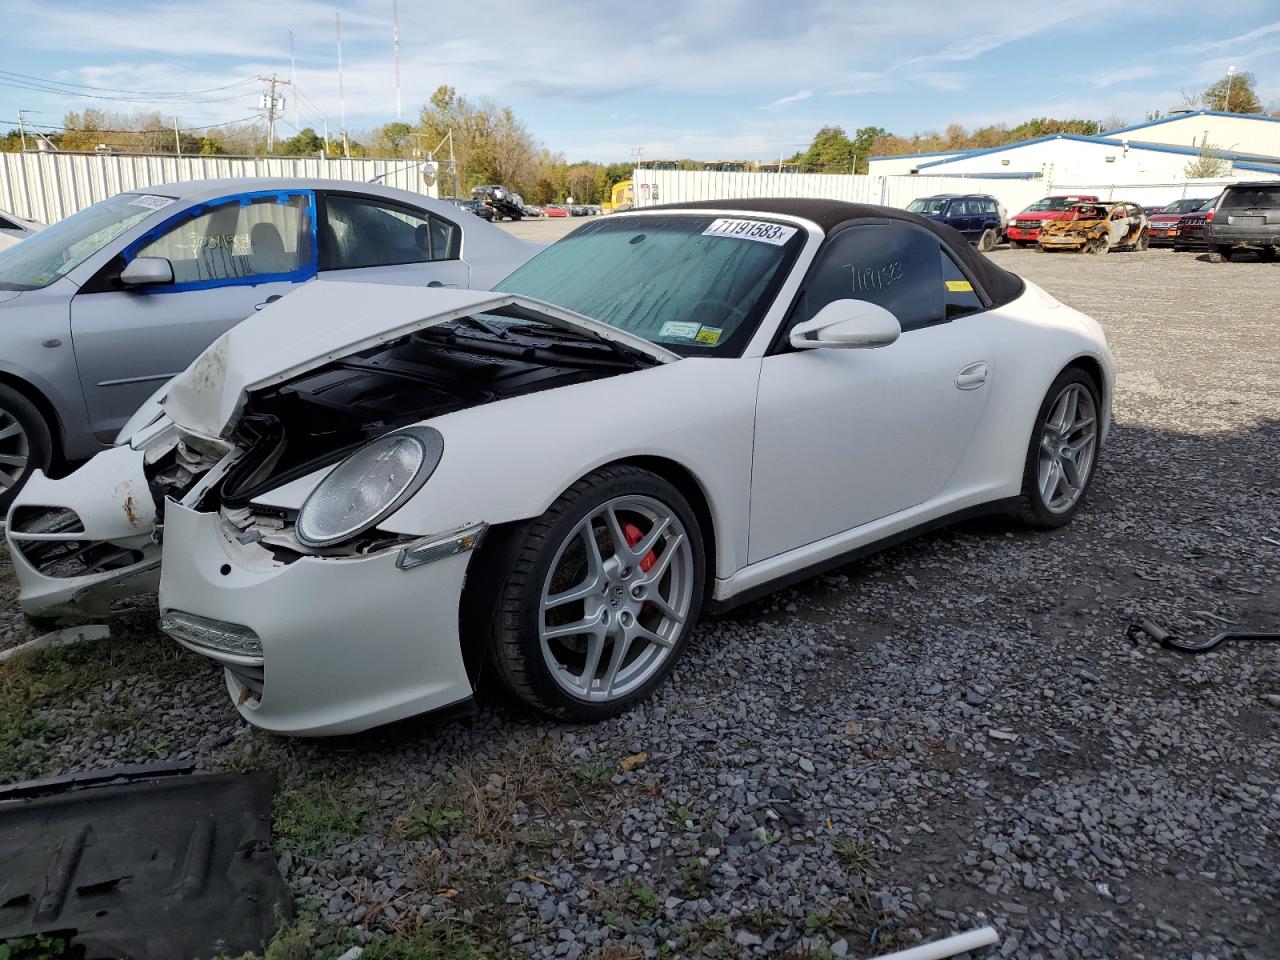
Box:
296, 427, 444, 547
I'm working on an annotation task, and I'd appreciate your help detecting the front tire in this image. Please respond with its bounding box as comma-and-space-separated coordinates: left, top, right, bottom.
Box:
487, 465, 705, 720
1017, 368, 1101, 529
0, 385, 53, 514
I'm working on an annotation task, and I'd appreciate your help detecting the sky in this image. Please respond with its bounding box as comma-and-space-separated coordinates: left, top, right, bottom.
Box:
1, 0, 1278, 163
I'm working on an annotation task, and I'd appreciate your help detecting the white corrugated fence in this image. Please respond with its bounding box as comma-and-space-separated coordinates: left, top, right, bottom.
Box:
0, 151, 443, 223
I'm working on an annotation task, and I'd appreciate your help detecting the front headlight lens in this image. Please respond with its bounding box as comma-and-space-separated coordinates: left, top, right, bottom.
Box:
296, 427, 444, 547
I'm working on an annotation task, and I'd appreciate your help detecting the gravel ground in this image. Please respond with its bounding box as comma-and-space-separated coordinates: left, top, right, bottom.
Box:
2, 246, 1278, 960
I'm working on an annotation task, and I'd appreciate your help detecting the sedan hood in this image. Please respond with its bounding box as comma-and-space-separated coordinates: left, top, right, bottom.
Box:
164, 280, 678, 438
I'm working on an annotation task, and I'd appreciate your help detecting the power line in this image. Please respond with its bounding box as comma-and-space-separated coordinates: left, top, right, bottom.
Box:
0, 69, 258, 99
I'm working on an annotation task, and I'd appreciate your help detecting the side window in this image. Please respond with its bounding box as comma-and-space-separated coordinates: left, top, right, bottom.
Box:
320, 195, 458, 270
0, 215, 17, 230
947, 201, 967, 217
941, 250, 984, 320
136, 194, 310, 285
790, 223, 945, 334
983, 200, 998, 216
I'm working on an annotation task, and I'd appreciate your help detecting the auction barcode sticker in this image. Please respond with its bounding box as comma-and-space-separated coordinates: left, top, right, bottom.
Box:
129, 194, 177, 210
702, 218, 797, 246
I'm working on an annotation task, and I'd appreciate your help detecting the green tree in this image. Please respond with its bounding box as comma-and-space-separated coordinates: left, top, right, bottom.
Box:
375, 121, 414, 156
1184, 142, 1231, 178
801, 125, 856, 172
1202, 71, 1262, 114
280, 127, 325, 156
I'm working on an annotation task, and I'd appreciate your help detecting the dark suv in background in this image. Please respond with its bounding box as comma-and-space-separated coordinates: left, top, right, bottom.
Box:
1206, 182, 1280, 262
905, 194, 1004, 250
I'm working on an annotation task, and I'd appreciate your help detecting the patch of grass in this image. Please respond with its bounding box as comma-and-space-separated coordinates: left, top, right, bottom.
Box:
831, 836, 882, 876
360, 921, 497, 960
274, 782, 369, 857
0, 934, 86, 960
0, 632, 194, 782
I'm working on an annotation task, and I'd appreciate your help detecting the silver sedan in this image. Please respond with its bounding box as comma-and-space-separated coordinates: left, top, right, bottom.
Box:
0, 178, 539, 509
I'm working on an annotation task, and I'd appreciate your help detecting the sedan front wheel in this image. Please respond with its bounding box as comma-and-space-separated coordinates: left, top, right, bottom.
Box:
487, 465, 705, 719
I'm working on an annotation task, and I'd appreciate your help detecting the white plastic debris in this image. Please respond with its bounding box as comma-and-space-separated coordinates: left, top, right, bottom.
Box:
874, 926, 999, 960
0, 624, 111, 663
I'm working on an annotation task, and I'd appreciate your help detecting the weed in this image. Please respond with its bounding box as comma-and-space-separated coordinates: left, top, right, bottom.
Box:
676, 856, 711, 897
831, 836, 882, 876
571, 762, 613, 792
399, 801, 464, 841
667, 804, 696, 828
274, 783, 368, 857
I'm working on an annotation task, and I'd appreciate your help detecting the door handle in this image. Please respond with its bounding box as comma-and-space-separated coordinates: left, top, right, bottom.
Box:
955, 362, 989, 390
254, 295, 283, 311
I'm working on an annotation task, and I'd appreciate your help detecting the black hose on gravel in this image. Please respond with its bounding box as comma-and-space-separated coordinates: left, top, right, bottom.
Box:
1127, 618, 1280, 653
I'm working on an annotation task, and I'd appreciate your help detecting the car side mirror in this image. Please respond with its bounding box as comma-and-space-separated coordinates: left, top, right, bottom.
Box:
120, 256, 174, 288
790, 299, 902, 351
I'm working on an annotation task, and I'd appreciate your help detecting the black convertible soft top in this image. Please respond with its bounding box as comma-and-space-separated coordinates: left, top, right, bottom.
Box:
647, 197, 1026, 308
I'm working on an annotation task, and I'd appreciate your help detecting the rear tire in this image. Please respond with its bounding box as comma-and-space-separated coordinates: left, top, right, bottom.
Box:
1259, 246, 1277, 262
0, 385, 53, 514
1208, 245, 1231, 263
978, 229, 997, 252
486, 465, 706, 721
1017, 368, 1101, 530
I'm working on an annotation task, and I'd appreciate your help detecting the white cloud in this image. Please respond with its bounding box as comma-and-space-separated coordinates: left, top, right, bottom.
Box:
1170, 19, 1280, 54
765, 90, 814, 109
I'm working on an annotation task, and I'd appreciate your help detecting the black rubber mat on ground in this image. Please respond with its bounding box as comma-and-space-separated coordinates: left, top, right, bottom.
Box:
0, 766, 291, 959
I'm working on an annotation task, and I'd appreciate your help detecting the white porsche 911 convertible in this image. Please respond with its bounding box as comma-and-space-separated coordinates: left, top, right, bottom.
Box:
5, 200, 1112, 734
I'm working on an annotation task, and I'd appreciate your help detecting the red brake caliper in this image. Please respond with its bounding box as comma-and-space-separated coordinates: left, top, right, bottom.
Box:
622, 522, 656, 573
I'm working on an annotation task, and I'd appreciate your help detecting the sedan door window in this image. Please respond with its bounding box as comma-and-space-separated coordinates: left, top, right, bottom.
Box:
132, 193, 313, 289
320, 195, 459, 270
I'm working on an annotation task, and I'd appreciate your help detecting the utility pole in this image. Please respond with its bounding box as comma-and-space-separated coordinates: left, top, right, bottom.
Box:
262, 74, 288, 154
173, 115, 181, 156
16, 109, 30, 152
393, 0, 402, 121
337, 13, 350, 158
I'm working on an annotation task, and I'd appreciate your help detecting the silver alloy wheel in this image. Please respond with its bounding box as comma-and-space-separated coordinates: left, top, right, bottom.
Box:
0, 406, 30, 494
539, 495, 695, 702
1038, 383, 1097, 514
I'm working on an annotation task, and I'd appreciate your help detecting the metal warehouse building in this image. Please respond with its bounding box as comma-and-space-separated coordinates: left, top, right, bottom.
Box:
868, 111, 1280, 182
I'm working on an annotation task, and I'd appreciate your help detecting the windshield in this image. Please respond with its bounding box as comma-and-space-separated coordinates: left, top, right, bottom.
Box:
1025, 198, 1082, 213
907, 198, 950, 215
492, 214, 803, 356
0, 193, 171, 291
1161, 199, 1206, 214
1222, 186, 1280, 209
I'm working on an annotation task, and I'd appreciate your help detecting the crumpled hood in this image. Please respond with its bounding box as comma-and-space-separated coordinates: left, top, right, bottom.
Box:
163, 279, 678, 438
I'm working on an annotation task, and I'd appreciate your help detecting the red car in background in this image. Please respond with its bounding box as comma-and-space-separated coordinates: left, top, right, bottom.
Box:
1146, 198, 1213, 248
543, 204, 569, 218
1007, 195, 1101, 247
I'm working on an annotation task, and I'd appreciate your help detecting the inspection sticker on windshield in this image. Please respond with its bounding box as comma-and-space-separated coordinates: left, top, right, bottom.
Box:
694, 326, 722, 345
128, 194, 176, 210
702, 218, 797, 246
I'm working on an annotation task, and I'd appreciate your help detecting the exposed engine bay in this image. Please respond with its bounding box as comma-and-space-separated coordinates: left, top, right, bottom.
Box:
142, 316, 655, 555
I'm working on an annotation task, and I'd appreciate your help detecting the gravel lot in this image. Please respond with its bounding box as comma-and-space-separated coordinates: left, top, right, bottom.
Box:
1, 240, 1278, 959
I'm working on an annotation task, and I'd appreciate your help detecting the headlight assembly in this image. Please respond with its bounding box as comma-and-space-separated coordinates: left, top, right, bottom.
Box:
296, 427, 444, 547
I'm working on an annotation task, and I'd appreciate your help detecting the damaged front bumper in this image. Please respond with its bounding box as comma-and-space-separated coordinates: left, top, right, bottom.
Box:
158, 502, 480, 736
4, 445, 161, 619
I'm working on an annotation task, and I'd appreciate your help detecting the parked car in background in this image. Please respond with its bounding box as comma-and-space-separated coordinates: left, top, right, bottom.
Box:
1007, 195, 1102, 247
1146, 198, 1212, 248
543, 204, 569, 218
472, 184, 528, 221
905, 194, 1003, 250
13, 199, 1112, 732
0, 179, 540, 511
447, 197, 495, 222
1037, 201, 1148, 254
0, 209, 44, 252
522, 205, 544, 218
1206, 181, 1280, 262
1176, 205, 1215, 251
1142, 204, 1165, 216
